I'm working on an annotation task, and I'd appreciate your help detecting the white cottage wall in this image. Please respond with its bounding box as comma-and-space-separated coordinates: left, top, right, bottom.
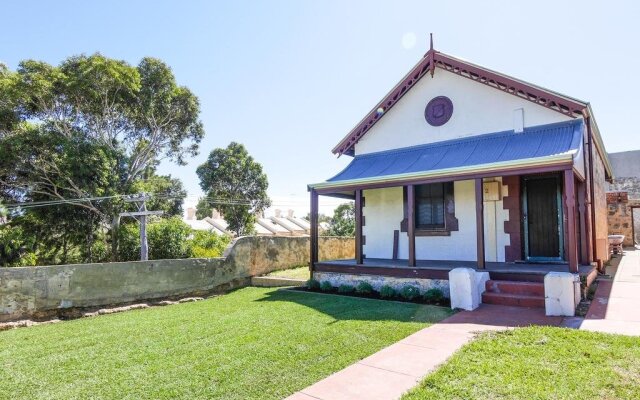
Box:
354, 70, 572, 155
362, 187, 403, 259
483, 178, 510, 262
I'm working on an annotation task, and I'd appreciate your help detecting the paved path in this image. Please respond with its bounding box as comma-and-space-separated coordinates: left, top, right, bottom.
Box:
286, 305, 562, 400
579, 248, 640, 336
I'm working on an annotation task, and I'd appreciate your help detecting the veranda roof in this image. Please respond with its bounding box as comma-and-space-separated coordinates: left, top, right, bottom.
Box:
310, 120, 583, 191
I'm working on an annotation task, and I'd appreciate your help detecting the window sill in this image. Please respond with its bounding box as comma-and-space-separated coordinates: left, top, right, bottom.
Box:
415, 230, 451, 237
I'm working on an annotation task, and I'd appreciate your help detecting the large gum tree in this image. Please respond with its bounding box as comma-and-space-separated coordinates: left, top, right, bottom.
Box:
0, 54, 204, 261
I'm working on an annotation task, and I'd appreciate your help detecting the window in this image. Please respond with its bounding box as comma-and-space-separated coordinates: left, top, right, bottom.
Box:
400, 182, 458, 236
415, 183, 445, 229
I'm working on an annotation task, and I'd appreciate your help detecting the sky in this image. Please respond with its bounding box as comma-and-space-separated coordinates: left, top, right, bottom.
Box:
2, 0, 639, 216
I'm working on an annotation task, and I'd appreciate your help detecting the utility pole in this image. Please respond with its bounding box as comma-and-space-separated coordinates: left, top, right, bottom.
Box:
120, 193, 163, 261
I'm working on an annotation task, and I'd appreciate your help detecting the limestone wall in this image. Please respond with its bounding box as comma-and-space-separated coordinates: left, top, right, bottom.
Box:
607, 191, 640, 247
0, 236, 354, 322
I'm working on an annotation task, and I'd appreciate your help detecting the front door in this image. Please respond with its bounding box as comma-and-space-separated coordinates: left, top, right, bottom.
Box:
523, 175, 564, 261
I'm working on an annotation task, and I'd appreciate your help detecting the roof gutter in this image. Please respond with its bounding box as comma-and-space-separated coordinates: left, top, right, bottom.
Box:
309, 152, 575, 191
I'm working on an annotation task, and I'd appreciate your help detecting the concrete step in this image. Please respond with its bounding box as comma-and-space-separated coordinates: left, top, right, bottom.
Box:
481, 292, 545, 308
485, 280, 545, 297
251, 276, 306, 287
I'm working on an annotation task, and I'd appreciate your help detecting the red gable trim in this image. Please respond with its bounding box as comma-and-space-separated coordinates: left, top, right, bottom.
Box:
332, 50, 588, 157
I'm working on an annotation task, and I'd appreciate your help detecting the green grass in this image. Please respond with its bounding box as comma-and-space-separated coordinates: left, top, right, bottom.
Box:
403, 326, 640, 400
0, 287, 452, 400
266, 265, 310, 280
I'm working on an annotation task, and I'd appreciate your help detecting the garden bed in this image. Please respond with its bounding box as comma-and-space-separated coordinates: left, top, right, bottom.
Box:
295, 279, 451, 307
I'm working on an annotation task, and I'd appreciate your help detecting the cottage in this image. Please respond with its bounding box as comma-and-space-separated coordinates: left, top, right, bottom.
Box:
308, 41, 612, 307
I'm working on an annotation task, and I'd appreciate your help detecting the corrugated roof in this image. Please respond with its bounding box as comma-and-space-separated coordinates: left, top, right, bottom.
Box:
326, 120, 583, 184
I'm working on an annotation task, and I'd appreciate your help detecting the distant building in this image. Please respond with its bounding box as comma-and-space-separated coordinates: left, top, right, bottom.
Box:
184, 207, 312, 236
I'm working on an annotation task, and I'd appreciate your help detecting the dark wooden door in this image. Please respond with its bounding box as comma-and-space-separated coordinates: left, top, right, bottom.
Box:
524, 176, 563, 260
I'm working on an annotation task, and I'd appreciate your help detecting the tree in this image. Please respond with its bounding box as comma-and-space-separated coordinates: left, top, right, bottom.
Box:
195, 196, 214, 220
117, 217, 230, 261
327, 202, 355, 237
196, 142, 270, 235
0, 54, 203, 260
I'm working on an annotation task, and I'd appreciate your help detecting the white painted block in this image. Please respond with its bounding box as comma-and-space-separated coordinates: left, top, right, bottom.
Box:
449, 268, 487, 311
544, 272, 579, 317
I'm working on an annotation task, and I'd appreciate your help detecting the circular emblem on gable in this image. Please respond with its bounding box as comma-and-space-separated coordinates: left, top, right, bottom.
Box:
425, 96, 453, 126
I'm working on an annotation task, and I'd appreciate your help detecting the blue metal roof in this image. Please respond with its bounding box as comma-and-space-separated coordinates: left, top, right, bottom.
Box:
327, 120, 583, 183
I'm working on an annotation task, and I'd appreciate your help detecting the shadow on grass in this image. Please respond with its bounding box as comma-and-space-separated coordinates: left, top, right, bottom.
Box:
255, 288, 453, 324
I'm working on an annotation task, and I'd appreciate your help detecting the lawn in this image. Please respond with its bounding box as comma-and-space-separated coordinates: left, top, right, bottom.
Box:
266, 265, 310, 280
0, 287, 452, 400
403, 326, 640, 400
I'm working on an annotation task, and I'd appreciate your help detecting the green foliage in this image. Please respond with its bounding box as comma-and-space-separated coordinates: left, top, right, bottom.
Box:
118, 217, 229, 261
129, 172, 187, 217
423, 288, 445, 304
196, 142, 270, 236
399, 286, 421, 301
379, 285, 397, 299
320, 281, 333, 292
195, 196, 214, 220
188, 230, 231, 258
338, 284, 355, 294
355, 281, 374, 294
0, 53, 203, 262
327, 202, 355, 237
306, 278, 321, 290
0, 224, 37, 267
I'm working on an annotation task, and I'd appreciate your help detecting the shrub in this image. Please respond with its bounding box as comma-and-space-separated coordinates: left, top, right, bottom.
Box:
320, 281, 333, 292
338, 284, 355, 294
399, 285, 420, 301
379, 285, 396, 299
355, 281, 374, 294
188, 230, 231, 258
306, 278, 321, 290
423, 288, 445, 304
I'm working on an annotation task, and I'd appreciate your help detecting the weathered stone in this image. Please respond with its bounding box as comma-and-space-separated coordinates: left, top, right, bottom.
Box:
177, 297, 203, 303
448, 268, 489, 311
544, 272, 579, 317
313, 272, 449, 297
0, 236, 354, 322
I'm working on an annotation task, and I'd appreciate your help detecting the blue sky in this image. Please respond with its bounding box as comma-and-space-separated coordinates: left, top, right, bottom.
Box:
2, 0, 639, 213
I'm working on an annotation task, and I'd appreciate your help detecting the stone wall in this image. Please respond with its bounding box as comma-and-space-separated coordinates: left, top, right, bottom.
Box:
0, 236, 354, 322
607, 191, 640, 247
313, 272, 450, 298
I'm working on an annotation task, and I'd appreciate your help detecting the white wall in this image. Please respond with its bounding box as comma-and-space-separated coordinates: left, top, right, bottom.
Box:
362, 187, 403, 259
482, 178, 510, 262
362, 180, 507, 262
354, 70, 572, 155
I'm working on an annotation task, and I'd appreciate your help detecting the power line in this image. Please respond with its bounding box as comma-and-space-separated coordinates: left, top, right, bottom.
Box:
3, 193, 252, 210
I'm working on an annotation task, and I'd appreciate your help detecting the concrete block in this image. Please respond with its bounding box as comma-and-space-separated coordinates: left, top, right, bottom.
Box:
544, 272, 579, 316
449, 268, 487, 311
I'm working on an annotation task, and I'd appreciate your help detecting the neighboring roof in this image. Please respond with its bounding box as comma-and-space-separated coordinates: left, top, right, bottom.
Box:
187, 216, 309, 236
270, 216, 305, 233
330, 46, 613, 179
312, 120, 582, 191
256, 218, 292, 235
608, 150, 640, 178
286, 216, 311, 231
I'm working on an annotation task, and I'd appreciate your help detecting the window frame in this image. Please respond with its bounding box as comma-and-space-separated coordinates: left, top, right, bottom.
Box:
400, 182, 458, 236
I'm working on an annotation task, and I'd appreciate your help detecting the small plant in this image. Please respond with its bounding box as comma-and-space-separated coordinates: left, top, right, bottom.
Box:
338, 284, 355, 294
355, 281, 374, 294
423, 288, 445, 304
399, 285, 420, 301
306, 278, 321, 290
320, 281, 333, 292
379, 285, 396, 299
